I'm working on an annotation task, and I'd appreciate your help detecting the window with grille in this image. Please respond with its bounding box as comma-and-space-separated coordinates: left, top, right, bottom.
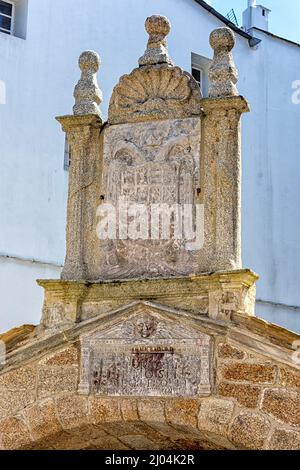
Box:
0, 0, 14, 35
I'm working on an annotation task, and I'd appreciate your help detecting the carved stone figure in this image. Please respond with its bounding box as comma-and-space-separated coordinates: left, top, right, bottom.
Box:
136, 315, 158, 338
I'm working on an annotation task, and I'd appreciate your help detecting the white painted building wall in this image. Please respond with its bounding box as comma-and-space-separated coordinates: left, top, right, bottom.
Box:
0, 0, 299, 333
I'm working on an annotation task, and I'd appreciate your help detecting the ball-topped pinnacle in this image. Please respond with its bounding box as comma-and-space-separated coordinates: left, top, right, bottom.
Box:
73, 50, 102, 116
208, 27, 238, 98
209, 27, 235, 52
145, 15, 171, 38
78, 50, 100, 73
139, 14, 173, 67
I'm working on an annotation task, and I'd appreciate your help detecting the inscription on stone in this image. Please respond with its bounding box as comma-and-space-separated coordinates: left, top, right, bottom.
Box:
78, 308, 212, 397
98, 118, 201, 279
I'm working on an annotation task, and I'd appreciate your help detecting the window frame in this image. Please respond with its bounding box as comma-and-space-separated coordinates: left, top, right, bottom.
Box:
0, 0, 15, 35
191, 64, 203, 91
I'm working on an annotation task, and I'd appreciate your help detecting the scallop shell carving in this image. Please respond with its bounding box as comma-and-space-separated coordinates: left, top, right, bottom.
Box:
108, 64, 202, 124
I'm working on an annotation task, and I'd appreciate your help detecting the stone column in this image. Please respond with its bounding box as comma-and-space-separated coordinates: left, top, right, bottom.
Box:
57, 51, 103, 280
200, 28, 249, 272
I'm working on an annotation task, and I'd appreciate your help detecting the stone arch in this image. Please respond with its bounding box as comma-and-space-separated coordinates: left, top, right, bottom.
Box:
1, 395, 236, 450
1, 314, 300, 450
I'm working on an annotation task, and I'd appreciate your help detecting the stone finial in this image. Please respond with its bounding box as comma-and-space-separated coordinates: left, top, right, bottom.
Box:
138, 15, 174, 66
208, 28, 239, 98
73, 50, 102, 116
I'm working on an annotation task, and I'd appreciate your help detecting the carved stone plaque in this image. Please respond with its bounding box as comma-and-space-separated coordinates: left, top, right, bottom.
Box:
78, 305, 212, 397
98, 117, 201, 279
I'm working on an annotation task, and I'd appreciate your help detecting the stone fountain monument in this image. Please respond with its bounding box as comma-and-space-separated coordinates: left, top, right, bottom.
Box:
0, 17, 299, 450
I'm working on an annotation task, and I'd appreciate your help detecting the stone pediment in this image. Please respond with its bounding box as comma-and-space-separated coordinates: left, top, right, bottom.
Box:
78, 302, 212, 398
80, 302, 209, 340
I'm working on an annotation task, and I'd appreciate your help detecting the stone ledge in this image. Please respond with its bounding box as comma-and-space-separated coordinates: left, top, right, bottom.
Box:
56, 114, 103, 132
201, 95, 250, 114
37, 269, 258, 328
0, 325, 36, 353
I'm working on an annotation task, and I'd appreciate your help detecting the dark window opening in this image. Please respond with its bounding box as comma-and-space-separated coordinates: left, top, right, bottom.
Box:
0, 0, 13, 35
64, 136, 72, 171
191, 66, 202, 90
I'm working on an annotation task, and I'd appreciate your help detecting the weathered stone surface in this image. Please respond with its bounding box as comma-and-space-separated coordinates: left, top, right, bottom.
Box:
0, 324, 35, 353
24, 399, 62, 441
146, 421, 187, 440
55, 394, 88, 429
55, 114, 102, 283
37, 366, 78, 398
269, 428, 300, 450
109, 64, 202, 125
165, 399, 199, 428
52, 15, 249, 293
47, 431, 92, 451
73, 50, 102, 117
200, 96, 249, 274
217, 382, 261, 408
89, 398, 122, 424
119, 434, 156, 450
221, 362, 276, 384
139, 15, 173, 67
39, 345, 78, 366
2, 14, 300, 453
70, 423, 109, 441
38, 271, 257, 328
173, 437, 226, 450
120, 399, 139, 422
138, 399, 165, 423
0, 365, 36, 390
0, 388, 36, 420
198, 398, 235, 436
279, 367, 300, 390
78, 305, 212, 397
0, 416, 31, 450
218, 342, 246, 360
88, 435, 129, 450
108, 16, 201, 124
98, 421, 137, 438
230, 412, 271, 450
0, 365, 37, 419
262, 389, 300, 426
209, 28, 238, 98
100, 117, 201, 279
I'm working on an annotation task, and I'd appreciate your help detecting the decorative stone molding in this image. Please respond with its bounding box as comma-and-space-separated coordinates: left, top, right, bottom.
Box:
78, 304, 212, 397
108, 65, 202, 124
37, 270, 258, 330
